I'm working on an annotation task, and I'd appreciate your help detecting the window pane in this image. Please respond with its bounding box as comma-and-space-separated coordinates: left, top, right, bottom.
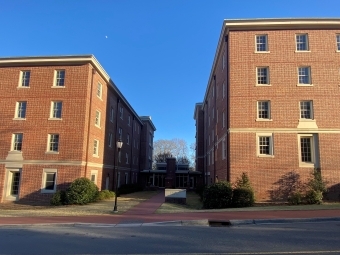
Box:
56, 70, 65, 86
256, 35, 267, 51
45, 173, 56, 190
296, 34, 308, 51
49, 134, 59, 151
11, 172, 20, 195
300, 101, 312, 119
337, 35, 340, 51
300, 138, 312, 162
298, 67, 310, 84
257, 67, 268, 84
258, 101, 269, 119
21, 71, 30, 87
13, 133, 23, 151
17, 102, 27, 118
259, 136, 270, 155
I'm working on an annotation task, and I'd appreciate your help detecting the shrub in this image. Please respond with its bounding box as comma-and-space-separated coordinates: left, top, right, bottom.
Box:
66, 177, 99, 205
202, 181, 233, 209
50, 190, 67, 206
235, 172, 253, 191
232, 187, 255, 207
98, 190, 115, 200
118, 184, 143, 195
195, 184, 206, 200
304, 168, 327, 204
305, 190, 323, 205
287, 191, 303, 205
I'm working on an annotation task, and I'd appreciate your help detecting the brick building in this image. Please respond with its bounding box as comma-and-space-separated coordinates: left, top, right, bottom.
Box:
0, 55, 155, 204
194, 18, 340, 201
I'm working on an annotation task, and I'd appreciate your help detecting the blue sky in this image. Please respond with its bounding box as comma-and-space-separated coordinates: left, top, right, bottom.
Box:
1, 0, 339, 147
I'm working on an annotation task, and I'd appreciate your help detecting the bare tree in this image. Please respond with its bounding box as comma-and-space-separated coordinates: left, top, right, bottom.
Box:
153, 138, 190, 164
189, 142, 196, 169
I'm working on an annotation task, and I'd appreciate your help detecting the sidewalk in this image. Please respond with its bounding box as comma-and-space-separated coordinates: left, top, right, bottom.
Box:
0, 191, 340, 226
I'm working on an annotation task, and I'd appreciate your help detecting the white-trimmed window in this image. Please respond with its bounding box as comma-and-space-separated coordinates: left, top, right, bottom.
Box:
93, 139, 99, 156
298, 134, 318, 167
128, 115, 131, 126
90, 170, 98, 184
257, 101, 271, 120
222, 51, 225, 70
15, 101, 27, 119
337, 34, 340, 51
118, 127, 122, 140
110, 106, 114, 122
257, 67, 269, 85
50, 101, 62, 119
12, 133, 23, 151
256, 35, 268, 52
257, 133, 273, 157
19, 71, 30, 87
126, 153, 129, 164
97, 83, 102, 99
127, 134, 130, 145
95, 110, 101, 127
222, 112, 225, 128
298, 67, 311, 85
300, 101, 313, 119
222, 81, 225, 98
117, 172, 121, 188
47, 134, 59, 152
54, 70, 65, 87
41, 169, 57, 193
108, 133, 113, 147
296, 34, 309, 51
119, 107, 123, 119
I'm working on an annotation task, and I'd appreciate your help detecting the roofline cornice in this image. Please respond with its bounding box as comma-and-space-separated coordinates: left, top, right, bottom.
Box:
202, 18, 340, 103
0, 55, 144, 125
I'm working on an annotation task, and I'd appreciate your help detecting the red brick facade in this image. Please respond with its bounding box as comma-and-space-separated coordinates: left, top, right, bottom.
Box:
0, 55, 155, 204
194, 19, 340, 201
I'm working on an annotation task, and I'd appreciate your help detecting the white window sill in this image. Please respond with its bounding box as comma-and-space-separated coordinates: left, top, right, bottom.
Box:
51, 86, 65, 88
97, 96, 103, 101
41, 189, 56, 194
93, 155, 99, 158
336, 50, 340, 53
95, 125, 101, 129
254, 51, 270, 53
48, 118, 62, 121
17, 86, 30, 89
297, 84, 313, 87
299, 119, 315, 122
257, 155, 274, 158
13, 118, 26, 121
299, 162, 315, 168
9, 150, 22, 153
45, 151, 59, 154
256, 119, 273, 122
255, 84, 271, 87
295, 50, 311, 53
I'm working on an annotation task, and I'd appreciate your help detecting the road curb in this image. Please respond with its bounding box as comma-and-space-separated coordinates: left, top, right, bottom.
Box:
230, 217, 340, 226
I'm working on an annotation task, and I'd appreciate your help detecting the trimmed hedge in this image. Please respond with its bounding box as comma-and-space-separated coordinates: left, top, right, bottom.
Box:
98, 190, 115, 200
202, 181, 233, 209
195, 184, 206, 200
232, 187, 255, 207
66, 177, 99, 205
50, 190, 67, 206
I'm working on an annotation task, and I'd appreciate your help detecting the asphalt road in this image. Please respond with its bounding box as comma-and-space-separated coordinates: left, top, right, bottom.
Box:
0, 221, 340, 255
